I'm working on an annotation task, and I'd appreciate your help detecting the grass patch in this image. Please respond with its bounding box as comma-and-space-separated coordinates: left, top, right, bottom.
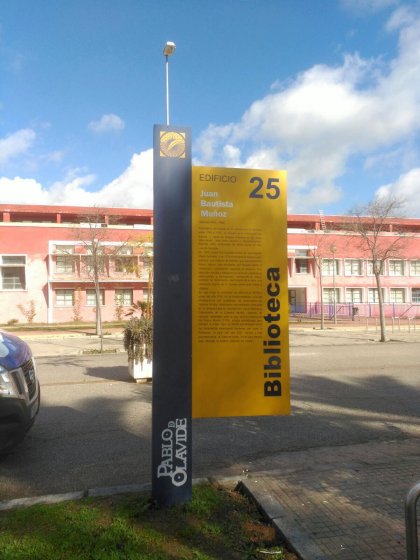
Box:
0, 483, 298, 559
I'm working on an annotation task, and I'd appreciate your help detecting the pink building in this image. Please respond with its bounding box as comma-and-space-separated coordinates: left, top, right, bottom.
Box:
1, 204, 420, 324
287, 214, 420, 318
0, 204, 153, 324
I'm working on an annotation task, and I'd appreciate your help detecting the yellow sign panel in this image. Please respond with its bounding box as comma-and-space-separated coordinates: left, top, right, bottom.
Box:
192, 167, 290, 418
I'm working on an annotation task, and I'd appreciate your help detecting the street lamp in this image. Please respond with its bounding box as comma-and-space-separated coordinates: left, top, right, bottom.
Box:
163, 41, 176, 126
330, 244, 337, 324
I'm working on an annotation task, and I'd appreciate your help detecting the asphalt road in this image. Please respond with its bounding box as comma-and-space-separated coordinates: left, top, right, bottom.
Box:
1, 334, 420, 500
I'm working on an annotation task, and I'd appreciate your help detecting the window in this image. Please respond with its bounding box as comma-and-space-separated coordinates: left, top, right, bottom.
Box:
2, 268, 25, 289
115, 257, 135, 273
410, 261, 420, 276
323, 288, 340, 303
118, 246, 133, 256
390, 288, 406, 303
55, 245, 75, 254
56, 289, 74, 307
56, 256, 75, 273
389, 260, 405, 276
86, 289, 105, 306
115, 289, 133, 306
412, 288, 420, 303
368, 288, 385, 303
84, 255, 106, 274
295, 258, 309, 274
367, 260, 384, 275
321, 259, 339, 276
2, 256, 26, 264
55, 245, 75, 273
0, 255, 26, 290
346, 288, 363, 303
345, 259, 362, 276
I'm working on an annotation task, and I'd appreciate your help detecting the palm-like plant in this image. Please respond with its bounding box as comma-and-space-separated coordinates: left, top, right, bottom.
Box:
123, 316, 153, 365
125, 300, 150, 319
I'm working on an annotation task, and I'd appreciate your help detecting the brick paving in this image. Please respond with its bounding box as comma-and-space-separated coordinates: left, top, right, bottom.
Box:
242, 438, 420, 559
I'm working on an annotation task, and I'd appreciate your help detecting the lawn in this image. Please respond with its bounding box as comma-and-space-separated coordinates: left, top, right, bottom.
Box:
0, 482, 298, 560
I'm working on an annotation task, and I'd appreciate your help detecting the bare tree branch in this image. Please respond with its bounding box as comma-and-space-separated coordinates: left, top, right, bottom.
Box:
69, 208, 135, 351
346, 194, 407, 342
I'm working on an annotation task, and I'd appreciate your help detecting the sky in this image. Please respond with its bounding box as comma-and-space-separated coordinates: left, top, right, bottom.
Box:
1, 0, 420, 216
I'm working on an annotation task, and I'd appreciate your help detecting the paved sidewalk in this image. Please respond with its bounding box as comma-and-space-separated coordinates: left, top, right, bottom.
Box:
13, 331, 125, 357
239, 438, 420, 559
241, 328, 420, 559
13, 324, 420, 358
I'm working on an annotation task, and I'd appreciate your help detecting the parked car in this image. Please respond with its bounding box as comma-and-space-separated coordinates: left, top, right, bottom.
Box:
0, 331, 40, 456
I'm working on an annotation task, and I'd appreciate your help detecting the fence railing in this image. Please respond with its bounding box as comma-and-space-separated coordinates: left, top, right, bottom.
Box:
289, 303, 420, 320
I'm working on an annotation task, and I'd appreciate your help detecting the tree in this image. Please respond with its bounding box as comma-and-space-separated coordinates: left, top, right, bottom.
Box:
306, 232, 333, 330
347, 195, 406, 342
308, 243, 326, 329
71, 209, 132, 351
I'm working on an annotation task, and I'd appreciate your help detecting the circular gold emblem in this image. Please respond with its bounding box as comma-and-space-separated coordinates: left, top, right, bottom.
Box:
160, 131, 186, 158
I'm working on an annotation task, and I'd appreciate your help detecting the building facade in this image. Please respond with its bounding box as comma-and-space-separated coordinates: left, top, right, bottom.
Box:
287, 214, 420, 319
0, 204, 153, 324
1, 204, 420, 324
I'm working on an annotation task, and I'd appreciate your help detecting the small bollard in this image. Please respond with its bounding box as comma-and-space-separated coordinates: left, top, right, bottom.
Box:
405, 482, 420, 560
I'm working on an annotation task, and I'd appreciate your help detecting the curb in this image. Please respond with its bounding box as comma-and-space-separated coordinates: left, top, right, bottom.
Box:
17, 333, 124, 340
0, 478, 210, 512
0, 483, 151, 512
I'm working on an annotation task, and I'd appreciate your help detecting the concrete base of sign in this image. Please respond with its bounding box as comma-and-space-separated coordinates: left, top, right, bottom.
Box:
128, 359, 152, 382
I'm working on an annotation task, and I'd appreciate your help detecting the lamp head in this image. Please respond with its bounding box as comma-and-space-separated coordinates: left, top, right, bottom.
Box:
163, 41, 176, 56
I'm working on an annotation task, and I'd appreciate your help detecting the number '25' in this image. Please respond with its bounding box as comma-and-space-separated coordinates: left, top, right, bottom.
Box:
249, 177, 280, 199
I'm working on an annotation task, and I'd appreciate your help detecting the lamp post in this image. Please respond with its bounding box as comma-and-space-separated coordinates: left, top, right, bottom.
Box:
331, 244, 337, 324
163, 41, 176, 126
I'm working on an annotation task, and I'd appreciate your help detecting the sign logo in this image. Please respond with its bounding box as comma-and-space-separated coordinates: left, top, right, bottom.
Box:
159, 131, 186, 159
156, 418, 188, 486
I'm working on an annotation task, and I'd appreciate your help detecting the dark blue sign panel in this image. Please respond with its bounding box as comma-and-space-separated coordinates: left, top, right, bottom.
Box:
152, 125, 192, 506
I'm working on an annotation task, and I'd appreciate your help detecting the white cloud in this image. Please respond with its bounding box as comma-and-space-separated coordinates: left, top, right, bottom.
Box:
222, 145, 241, 167
0, 176, 50, 204
0, 148, 153, 208
88, 113, 125, 134
48, 171, 98, 205
375, 168, 420, 216
289, 183, 343, 214
99, 149, 153, 209
0, 129, 36, 166
40, 150, 65, 164
195, 9, 420, 213
0, 172, 98, 206
385, 5, 414, 31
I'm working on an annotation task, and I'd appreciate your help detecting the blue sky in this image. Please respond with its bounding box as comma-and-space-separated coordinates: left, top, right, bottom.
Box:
1, 0, 420, 215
